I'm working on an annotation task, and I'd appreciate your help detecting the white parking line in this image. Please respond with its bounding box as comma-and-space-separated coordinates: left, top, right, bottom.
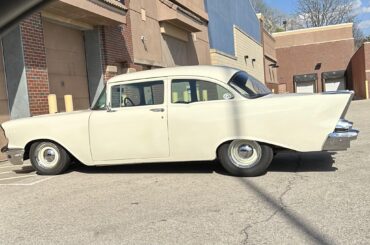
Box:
0, 176, 54, 186
0, 171, 11, 175
0, 174, 37, 181
0, 165, 16, 169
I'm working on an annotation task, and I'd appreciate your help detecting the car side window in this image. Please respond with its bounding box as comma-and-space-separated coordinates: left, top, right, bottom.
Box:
111, 81, 164, 108
171, 79, 233, 104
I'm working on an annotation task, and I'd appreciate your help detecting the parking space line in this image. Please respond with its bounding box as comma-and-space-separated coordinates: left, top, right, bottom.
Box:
0, 171, 11, 175
0, 174, 37, 181
0, 165, 16, 169
0, 176, 54, 186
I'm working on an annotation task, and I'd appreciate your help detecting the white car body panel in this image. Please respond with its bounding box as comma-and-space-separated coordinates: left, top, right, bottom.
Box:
0, 66, 354, 166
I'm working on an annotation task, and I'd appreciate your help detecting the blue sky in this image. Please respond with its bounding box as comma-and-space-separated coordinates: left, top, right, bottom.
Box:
265, 0, 370, 35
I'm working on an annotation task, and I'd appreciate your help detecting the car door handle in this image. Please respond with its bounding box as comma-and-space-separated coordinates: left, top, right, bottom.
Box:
150, 108, 165, 112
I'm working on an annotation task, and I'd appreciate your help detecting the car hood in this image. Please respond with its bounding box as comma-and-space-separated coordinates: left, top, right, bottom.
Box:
1, 110, 93, 143
2, 109, 91, 126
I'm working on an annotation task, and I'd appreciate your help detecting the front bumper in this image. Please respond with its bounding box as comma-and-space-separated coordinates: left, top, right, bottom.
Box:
322, 119, 359, 151
1, 147, 24, 165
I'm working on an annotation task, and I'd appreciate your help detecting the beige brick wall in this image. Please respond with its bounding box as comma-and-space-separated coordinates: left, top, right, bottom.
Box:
210, 26, 265, 83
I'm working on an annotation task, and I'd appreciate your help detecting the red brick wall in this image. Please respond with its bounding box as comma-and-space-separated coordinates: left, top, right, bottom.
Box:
348, 42, 370, 99
20, 13, 50, 115
276, 39, 354, 93
100, 0, 142, 81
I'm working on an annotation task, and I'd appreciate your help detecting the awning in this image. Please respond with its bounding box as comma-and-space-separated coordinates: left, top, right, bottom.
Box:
293, 73, 318, 83
42, 0, 126, 28
157, 0, 206, 32
99, 0, 127, 10
322, 70, 346, 80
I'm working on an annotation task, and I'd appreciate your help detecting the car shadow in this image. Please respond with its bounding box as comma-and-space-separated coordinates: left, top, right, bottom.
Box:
69, 151, 337, 175
268, 151, 337, 173
13, 165, 35, 174
69, 161, 224, 175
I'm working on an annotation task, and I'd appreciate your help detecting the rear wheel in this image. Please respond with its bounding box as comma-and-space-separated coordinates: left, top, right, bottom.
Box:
218, 140, 273, 177
30, 141, 70, 175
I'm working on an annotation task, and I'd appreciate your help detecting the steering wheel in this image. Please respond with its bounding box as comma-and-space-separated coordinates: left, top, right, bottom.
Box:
124, 97, 134, 107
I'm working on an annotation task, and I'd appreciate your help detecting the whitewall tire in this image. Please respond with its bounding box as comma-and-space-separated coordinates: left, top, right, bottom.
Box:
218, 140, 273, 177
30, 141, 71, 175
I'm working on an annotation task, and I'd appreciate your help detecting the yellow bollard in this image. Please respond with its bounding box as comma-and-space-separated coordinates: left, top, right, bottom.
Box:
64, 95, 74, 112
48, 94, 58, 114
366, 80, 369, 100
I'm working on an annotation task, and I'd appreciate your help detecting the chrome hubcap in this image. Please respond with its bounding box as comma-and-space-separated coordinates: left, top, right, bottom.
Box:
36, 144, 60, 169
238, 144, 254, 159
43, 149, 56, 162
228, 140, 262, 168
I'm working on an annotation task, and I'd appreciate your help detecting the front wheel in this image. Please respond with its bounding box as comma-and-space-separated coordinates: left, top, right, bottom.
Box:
30, 141, 71, 175
218, 140, 273, 177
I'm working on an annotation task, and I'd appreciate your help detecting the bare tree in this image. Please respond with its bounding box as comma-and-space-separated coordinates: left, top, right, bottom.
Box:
250, 0, 289, 33
296, 0, 365, 48
353, 21, 366, 48
296, 0, 356, 27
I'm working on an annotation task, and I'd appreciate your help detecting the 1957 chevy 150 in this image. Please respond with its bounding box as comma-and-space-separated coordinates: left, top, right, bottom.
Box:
1, 66, 359, 177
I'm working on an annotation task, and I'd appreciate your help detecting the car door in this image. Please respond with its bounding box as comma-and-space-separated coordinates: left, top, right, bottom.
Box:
89, 78, 169, 162
167, 77, 235, 161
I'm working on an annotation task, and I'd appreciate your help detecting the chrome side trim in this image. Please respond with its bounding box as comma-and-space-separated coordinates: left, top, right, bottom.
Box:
322, 129, 359, 151
1, 148, 24, 165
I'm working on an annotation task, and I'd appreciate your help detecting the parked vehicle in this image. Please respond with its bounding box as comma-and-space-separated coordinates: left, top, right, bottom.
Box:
1, 66, 359, 176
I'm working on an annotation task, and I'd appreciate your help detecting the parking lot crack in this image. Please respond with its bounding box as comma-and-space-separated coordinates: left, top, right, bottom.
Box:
240, 156, 303, 244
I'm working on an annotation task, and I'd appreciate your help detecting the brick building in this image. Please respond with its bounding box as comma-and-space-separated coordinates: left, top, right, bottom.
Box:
125, 0, 210, 70
0, 0, 212, 120
205, 0, 264, 82
0, 0, 128, 120
260, 19, 287, 93
261, 23, 355, 94
348, 42, 370, 99
0, 0, 130, 150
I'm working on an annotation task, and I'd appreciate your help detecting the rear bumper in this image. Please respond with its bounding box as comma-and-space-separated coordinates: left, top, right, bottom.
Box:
322, 119, 359, 151
1, 147, 24, 165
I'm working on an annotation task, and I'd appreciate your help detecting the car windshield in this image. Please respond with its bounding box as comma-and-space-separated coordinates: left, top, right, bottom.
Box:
92, 87, 107, 110
228, 71, 271, 98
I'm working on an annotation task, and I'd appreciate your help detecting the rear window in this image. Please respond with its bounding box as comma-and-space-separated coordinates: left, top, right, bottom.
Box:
229, 72, 271, 98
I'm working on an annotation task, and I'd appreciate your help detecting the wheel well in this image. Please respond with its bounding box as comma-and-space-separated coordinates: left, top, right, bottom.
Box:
216, 140, 286, 158
23, 139, 76, 161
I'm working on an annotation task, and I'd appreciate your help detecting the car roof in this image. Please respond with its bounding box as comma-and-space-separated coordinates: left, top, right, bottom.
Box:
107, 65, 240, 84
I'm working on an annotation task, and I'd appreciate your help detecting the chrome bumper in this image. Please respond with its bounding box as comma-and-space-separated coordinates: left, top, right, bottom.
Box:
1, 147, 24, 165
322, 119, 359, 151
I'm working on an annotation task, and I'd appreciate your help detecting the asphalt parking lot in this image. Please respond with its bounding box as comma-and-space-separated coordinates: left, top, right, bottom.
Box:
0, 100, 369, 245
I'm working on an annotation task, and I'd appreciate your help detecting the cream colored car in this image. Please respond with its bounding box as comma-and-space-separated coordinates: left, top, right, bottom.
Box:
1, 66, 359, 176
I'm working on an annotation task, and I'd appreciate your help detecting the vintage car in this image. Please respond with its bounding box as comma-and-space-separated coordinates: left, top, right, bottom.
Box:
1, 66, 359, 177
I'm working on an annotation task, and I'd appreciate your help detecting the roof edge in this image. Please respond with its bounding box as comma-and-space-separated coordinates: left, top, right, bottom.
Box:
272, 23, 353, 37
